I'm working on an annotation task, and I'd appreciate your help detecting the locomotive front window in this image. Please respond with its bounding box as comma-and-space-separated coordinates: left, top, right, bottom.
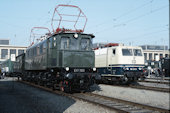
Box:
70, 38, 79, 50
122, 49, 133, 56
61, 37, 70, 50
81, 38, 91, 50
133, 49, 142, 56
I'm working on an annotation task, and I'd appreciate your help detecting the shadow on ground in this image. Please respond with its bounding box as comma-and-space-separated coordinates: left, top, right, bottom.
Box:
0, 78, 76, 113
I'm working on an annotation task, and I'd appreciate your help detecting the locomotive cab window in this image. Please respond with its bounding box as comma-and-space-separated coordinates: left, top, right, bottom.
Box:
122, 49, 133, 56
81, 38, 91, 50
43, 41, 47, 53
70, 37, 78, 50
133, 49, 142, 56
61, 37, 70, 50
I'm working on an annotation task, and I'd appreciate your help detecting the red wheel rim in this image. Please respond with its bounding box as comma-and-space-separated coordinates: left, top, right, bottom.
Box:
60, 81, 64, 92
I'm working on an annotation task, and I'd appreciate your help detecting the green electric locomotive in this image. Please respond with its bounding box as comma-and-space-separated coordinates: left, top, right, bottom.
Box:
23, 32, 98, 92
20, 4, 100, 92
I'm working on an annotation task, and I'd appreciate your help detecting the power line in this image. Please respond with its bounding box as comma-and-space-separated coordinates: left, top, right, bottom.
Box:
113, 29, 168, 45
123, 4, 168, 24
114, 0, 154, 20
94, 4, 168, 34
121, 24, 169, 35
87, 0, 153, 30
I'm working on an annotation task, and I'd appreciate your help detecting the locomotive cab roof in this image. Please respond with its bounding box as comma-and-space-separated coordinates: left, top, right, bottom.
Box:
27, 32, 95, 50
51, 32, 95, 38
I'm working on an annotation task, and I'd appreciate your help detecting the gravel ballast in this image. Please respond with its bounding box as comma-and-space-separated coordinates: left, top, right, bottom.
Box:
91, 84, 170, 110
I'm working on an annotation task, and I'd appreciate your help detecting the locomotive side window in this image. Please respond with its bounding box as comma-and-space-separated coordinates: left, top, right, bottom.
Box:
122, 49, 132, 56
43, 42, 47, 53
49, 38, 53, 48
113, 49, 116, 55
81, 38, 90, 50
33, 47, 37, 56
37, 46, 40, 55
133, 49, 142, 56
40, 44, 43, 54
61, 37, 70, 50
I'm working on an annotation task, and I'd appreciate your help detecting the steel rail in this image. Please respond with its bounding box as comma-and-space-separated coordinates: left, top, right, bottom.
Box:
18, 80, 169, 113
101, 83, 170, 93
138, 80, 170, 85
129, 85, 170, 93
83, 93, 169, 113
146, 78, 170, 81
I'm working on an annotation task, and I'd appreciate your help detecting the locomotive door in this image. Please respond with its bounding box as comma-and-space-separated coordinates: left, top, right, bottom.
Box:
107, 49, 113, 75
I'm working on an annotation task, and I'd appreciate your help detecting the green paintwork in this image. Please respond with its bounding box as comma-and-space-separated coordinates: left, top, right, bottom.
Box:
60, 50, 94, 67
25, 33, 95, 70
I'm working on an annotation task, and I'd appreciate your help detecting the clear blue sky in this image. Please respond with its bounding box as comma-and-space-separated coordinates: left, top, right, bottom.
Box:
0, 0, 169, 47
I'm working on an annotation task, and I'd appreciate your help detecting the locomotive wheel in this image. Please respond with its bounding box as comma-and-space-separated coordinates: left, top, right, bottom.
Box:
59, 81, 64, 92
59, 81, 72, 93
52, 83, 57, 90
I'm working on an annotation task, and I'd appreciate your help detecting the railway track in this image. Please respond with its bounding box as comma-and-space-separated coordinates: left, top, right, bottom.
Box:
138, 80, 170, 85
75, 93, 169, 113
147, 78, 170, 81
18, 80, 169, 113
101, 83, 170, 93
129, 85, 170, 93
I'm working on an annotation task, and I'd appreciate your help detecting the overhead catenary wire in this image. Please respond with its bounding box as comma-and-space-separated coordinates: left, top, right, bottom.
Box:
123, 29, 168, 46
120, 24, 169, 35
96, 29, 168, 46
121, 29, 168, 41
87, 0, 154, 30
94, 4, 169, 34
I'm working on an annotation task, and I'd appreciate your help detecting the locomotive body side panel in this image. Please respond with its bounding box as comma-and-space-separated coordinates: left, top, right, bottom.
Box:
25, 40, 48, 71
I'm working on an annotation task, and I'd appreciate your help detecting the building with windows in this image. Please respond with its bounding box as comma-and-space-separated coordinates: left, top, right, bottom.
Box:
0, 39, 27, 64
140, 45, 169, 62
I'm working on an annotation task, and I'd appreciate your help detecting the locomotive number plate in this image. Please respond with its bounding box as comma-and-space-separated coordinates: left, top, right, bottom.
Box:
80, 80, 84, 84
130, 68, 137, 70
74, 69, 85, 72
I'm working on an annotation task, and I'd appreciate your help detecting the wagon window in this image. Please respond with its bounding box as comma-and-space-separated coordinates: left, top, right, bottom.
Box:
133, 49, 142, 56
81, 38, 91, 50
122, 49, 133, 56
61, 37, 70, 49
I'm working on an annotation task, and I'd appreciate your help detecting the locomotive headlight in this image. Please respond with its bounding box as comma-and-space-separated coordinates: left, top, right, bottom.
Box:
145, 63, 148, 66
65, 73, 73, 79
65, 67, 69, 71
138, 67, 142, 70
93, 68, 96, 71
74, 33, 78, 38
